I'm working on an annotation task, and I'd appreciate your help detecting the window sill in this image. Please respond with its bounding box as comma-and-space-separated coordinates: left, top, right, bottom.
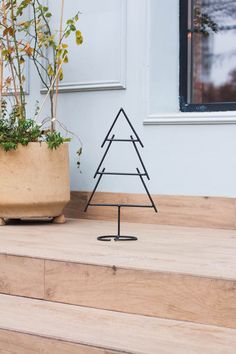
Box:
143, 112, 236, 125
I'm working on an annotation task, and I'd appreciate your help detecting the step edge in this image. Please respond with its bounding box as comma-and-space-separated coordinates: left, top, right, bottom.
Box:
0, 328, 130, 354
1, 251, 236, 281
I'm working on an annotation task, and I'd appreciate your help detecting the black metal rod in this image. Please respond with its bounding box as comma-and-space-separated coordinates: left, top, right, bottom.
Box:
121, 108, 144, 147
97, 172, 146, 176
130, 135, 150, 180
106, 139, 139, 142
94, 135, 115, 178
136, 168, 158, 213
84, 168, 105, 212
101, 108, 123, 147
89, 203, 154, 208
117, 206, 121, 238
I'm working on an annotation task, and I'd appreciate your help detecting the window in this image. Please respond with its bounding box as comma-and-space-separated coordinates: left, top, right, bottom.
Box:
180, 0, 236, 112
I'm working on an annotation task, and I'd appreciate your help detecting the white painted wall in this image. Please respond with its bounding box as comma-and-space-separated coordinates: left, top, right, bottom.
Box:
27, 0, 236, 197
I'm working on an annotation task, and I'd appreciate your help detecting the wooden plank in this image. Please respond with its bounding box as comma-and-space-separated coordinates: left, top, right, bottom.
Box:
64, 191, 236, 230
0, 254, 44, 298
0, 330, 119, 354
0, 294, 236, 354
0, 219, 236, 280
45, 260, 236, 329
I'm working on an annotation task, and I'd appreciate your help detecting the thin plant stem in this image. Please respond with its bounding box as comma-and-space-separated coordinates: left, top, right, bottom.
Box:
35, 57, 66, 122
53, 0, 65, 130
31, 0, 49, 90
10, 0, 26, 119
35, 0, 56, 125
2, 0, 19, 106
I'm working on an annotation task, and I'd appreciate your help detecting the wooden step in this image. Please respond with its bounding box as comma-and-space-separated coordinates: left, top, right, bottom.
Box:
0, 219, 236, 328
0, 294, 236, 354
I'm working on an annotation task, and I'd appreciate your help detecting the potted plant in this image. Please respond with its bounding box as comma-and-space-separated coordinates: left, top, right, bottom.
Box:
0, 0, 83, 225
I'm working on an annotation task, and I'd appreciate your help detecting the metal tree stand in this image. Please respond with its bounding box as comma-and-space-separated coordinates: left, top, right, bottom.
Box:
84, 108, 158, 241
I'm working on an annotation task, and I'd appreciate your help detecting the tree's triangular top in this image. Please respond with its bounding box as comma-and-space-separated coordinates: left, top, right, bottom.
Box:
101, 108, 143, 147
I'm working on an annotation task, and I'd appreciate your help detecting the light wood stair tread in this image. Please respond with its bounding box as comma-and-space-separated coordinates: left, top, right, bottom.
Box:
0, 294, 236, 354
0, 219, 236, 280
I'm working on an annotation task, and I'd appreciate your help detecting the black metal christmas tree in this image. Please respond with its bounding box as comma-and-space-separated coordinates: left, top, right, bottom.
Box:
84, 108, 157, 241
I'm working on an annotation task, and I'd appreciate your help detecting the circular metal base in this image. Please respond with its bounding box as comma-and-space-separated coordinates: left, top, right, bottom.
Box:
97, 235, 138, 242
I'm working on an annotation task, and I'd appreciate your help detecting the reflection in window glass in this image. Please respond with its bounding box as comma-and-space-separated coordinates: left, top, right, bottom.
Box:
189, 0, 236, 104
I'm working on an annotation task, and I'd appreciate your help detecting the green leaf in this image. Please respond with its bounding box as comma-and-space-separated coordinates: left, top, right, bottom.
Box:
63, 55, 68, 63
70, 24, 76, 31
47, 64, 54, 77
75, 30, 83, 45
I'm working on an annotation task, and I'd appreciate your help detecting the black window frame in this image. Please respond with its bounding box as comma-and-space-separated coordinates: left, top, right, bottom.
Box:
179, 0, 236, 112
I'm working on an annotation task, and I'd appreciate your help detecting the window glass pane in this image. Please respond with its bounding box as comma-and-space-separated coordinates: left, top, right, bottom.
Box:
189, 0, 236, 104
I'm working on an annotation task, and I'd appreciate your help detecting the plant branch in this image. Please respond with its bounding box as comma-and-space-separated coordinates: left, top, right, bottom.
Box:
10, 0, 26, 119
53, 0, 64, 128
2, 0, 19, 105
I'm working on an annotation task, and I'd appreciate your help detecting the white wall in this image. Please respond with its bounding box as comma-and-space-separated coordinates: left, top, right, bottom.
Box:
27, 0, 236, 197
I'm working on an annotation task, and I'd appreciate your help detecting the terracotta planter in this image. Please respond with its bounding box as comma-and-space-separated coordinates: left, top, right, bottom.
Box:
0, 142, 70, 224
